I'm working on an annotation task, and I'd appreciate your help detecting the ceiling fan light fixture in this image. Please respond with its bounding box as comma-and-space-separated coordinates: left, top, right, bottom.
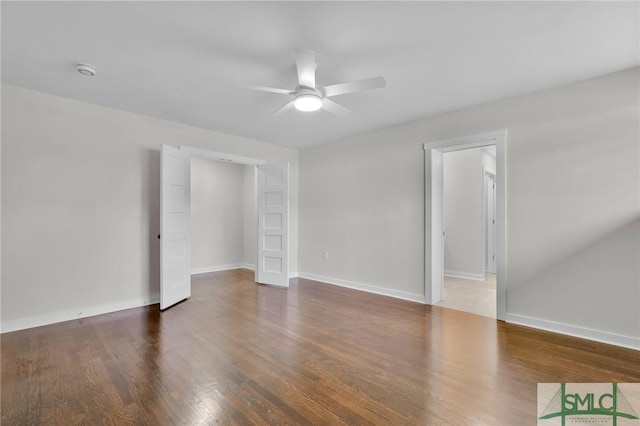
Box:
294, 94, 322, 112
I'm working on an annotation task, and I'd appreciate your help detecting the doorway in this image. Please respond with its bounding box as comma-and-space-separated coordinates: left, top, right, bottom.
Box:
434, 146, 497, 318
190, 157, 256, 274
424, 130, 507, 320
159, 145, 290, 310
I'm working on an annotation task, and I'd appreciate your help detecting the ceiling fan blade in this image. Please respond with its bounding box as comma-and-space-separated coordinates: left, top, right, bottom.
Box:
321, 98, 350, 116
295, 48, 316, 88
322, 76, 386, 98
269, 101, 295, 117
234, 83, 294, 95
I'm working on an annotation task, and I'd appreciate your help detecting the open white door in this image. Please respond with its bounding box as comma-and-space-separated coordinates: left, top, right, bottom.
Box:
160, 145, 191, 310
256, 163, 289, 287
430, 150, 444, 304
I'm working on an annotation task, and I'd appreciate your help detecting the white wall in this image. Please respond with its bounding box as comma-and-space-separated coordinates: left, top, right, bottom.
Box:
190, 157, 245, 272
1, 84, 298, 332
299, 68, 640, 347
443, 148, 485, 278
481, 150, 496, 175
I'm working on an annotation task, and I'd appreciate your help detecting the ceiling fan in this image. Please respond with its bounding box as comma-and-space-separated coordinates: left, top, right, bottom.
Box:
236, 48, 386, 117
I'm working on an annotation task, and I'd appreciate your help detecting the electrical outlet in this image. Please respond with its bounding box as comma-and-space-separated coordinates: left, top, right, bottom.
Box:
322, 251, 329, 260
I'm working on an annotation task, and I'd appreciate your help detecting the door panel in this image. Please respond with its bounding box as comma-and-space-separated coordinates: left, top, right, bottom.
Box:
161, 145, 191, 309
431, 150, 444, 303
256, 163, 289, 287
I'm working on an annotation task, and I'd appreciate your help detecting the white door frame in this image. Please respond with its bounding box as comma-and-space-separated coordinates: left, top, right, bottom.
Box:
179, 146, 267, 167
424, 130, 507, 320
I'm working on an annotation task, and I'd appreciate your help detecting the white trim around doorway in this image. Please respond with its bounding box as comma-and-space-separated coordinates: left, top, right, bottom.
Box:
424, 130, 507, 320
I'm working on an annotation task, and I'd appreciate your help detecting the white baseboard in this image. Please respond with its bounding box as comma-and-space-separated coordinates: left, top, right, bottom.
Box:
505, 313, 640, 351
191, 263, 245, 274
444, 270, 485, 281
1, 294, 160, 334
193, 263, 296, 280
297, 272, 425, 304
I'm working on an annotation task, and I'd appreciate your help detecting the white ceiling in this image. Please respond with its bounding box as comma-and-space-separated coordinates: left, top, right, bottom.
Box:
2, 1, 638, 149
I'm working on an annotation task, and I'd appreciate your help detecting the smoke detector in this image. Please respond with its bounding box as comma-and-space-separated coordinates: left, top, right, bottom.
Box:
77, 63, 97, 76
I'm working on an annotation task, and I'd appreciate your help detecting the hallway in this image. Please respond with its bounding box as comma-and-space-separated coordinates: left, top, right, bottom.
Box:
436, 273, 496, 318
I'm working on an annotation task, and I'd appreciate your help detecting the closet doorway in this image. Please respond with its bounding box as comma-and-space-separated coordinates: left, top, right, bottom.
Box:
160, 145, 290, 310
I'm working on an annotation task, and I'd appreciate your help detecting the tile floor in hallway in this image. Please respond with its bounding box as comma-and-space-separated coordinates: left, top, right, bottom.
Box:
436, 273, 496, 318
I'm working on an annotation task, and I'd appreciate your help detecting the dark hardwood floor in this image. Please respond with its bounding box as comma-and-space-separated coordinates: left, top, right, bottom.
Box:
2, 269, 639, 425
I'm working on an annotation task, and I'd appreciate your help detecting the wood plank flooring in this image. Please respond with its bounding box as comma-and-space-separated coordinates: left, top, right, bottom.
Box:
2, 269, 639, 425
